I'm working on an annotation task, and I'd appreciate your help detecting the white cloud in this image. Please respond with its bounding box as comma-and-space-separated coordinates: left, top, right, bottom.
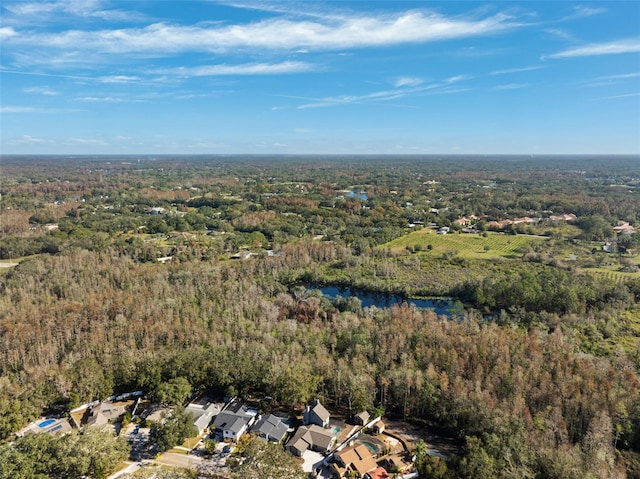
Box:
544, 38, 640, 59
23, 86, 60, 95
160, 61, 314, 77
99, 75, 141, 83
1, 106, 49, 113
445, 75, 472, 83
3, 10, 522, 55
544, 29, 580, 42
18, 134, 45, 143
68, 138, 108, 146
76, 96, 147, 103
594, 72, 640, 81
293, 81, 469, 109
4, 0, 147, 22
494, 83, 530, 90
491, 65, 542, 75
392, 76, 423, 87
561, 5, 608, 21
595, 93, 640, 100
584, 72, 640, 87
0, 27, 17, 40
76, 96, 125, 102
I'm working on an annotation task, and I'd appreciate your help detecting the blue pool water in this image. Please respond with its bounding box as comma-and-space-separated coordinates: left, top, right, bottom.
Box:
354, 435, 386, 454
358, 440, 379, 453
39, 419, 56, 428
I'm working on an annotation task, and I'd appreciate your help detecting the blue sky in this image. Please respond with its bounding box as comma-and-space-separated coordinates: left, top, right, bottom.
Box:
1, 0, 639, 154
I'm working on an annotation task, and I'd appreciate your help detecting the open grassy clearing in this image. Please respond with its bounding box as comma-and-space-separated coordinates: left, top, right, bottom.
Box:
582, 265, 640, 281
603, 310, 640, 358
0, 254, 38, 273
383, 229, 548, 259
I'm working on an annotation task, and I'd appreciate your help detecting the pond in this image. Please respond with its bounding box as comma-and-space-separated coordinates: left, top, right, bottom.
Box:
308, 284, 457, 317
345, 191, 368, 200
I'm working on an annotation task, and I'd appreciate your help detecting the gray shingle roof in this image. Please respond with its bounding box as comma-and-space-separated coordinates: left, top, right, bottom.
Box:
251, 414, 288, 442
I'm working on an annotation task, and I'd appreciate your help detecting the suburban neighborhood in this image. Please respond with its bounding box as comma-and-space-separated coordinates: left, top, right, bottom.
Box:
13, 391, 429, 478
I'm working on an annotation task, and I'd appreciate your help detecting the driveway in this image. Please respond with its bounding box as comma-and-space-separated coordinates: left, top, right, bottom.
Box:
300, 449, 325, 473
156, 452, 203, 469
106, 462, 139, 479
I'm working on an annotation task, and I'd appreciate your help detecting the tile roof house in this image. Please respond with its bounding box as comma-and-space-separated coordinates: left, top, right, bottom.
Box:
251, 414, 289, 443
330, 444, 378, 478
285, 424, 336, 457
303, 399, 330, 428
212, 399, 257, 442
364, 467, 390, 479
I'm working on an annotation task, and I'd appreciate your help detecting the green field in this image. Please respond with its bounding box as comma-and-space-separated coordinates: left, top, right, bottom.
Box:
0, 255, 33, 274
383, 229, 548, 259
582, 265, 640, 282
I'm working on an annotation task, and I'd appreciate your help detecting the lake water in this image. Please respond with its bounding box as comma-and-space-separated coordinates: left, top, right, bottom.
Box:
310, 285, 455, 316
346, 191, 368, 200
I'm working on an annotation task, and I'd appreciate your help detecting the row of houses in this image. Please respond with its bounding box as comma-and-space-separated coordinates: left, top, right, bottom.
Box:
192, 397, 407, 478
18, 392, 413, 479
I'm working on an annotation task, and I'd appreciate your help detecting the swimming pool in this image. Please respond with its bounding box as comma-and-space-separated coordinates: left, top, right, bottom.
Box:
354, 435, 386, 455
39, 419, 56, 428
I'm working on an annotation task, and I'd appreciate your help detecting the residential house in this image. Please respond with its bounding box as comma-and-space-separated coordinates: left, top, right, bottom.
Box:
371, 421, 385, 435
85, 401, 127, 427
353, 411, 370, 426
303, 399, 330, 428
364, 467, 390, 479
614, 222, 637, 235
18, 418, 73, 437
381, 453, 413, 474
212, 399, 257, 442
453, 216, 477, 227
285, 424, 336, 457
330, 444, 378, 478
549, 213, 578, 222
185, 398, 220, 435
231, 250, 251, 260
251, 414, 289, 443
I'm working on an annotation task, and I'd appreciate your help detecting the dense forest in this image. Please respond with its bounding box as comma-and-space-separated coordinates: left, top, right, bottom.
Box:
1, 155, 639, 478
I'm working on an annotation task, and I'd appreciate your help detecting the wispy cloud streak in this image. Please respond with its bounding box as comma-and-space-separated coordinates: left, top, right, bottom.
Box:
491, 65, 542, 75
289, 80, 470, 109
158, 61, 314, 77
544, 38, 640, 59
3, 10, 522, 55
